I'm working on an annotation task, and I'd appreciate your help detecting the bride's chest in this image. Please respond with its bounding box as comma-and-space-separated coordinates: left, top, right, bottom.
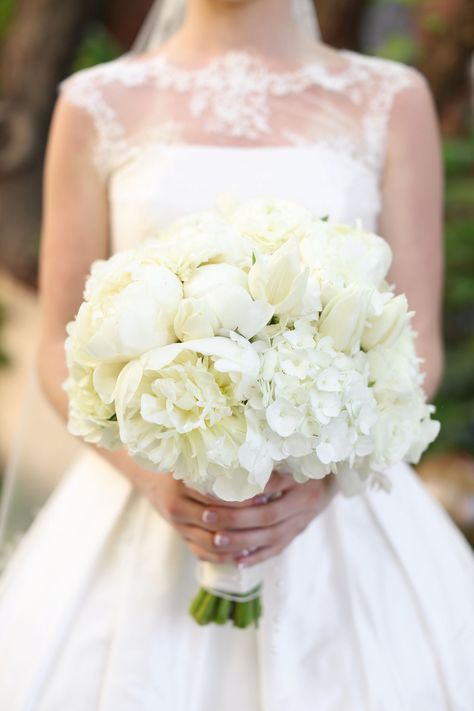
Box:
108, 145, 381, 252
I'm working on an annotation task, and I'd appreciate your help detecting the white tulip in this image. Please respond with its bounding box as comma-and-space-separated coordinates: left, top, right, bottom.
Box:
361, 294, 411, 350
318, 286, 376, 354
248, 239, 321, 317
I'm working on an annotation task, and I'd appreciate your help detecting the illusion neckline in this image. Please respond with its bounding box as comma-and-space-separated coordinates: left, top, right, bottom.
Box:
121, 47, 355, 82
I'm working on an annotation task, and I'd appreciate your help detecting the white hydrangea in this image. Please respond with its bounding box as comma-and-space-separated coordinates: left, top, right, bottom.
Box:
240, 320, 379, 491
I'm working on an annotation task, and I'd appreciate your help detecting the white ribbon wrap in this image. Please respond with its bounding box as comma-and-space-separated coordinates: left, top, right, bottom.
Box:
196, 561, 265, 602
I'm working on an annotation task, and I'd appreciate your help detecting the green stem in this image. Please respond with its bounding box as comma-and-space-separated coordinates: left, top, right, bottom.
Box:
195, 592, 218, 625
214, 596, 232, 625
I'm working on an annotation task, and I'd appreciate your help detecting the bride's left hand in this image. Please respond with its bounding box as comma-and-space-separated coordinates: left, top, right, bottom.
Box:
186, 472, 337, 567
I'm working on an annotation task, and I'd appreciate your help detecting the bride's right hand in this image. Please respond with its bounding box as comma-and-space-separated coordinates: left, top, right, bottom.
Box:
138, 471, 266, 565
136, 468, 331, 566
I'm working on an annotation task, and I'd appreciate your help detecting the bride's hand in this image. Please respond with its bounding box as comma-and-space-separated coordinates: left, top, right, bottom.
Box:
145, 471, 336, 567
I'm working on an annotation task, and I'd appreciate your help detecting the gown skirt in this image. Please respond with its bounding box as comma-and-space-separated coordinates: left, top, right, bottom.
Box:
0, 447, 474, 711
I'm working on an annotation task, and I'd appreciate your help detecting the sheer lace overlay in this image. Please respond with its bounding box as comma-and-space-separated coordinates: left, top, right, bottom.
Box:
58, 50, 418, 182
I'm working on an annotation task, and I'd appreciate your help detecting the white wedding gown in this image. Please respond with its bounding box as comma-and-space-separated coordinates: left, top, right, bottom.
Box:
1, 48, 474, 711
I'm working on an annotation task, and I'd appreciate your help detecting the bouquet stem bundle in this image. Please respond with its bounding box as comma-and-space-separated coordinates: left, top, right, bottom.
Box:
190, 586, 262, 628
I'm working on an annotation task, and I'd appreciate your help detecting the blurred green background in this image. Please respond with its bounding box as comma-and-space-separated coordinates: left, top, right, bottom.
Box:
0, 0, 473, 541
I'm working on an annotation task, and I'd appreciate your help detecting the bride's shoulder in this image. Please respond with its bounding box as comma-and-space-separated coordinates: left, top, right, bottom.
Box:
337, 47, 428, 96
57, 56, 131, 102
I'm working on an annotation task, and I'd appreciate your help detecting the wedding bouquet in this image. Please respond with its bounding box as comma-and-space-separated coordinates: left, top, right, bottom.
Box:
64, 198, 440, 628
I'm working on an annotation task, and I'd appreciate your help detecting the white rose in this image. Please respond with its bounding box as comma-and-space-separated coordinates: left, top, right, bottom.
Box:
361, 294, 411, 350
230, 198, 314, 253
318, 286, 378, 354
72, 256, 183, 363
248, 239, 321, 318
184, 264, 273, 339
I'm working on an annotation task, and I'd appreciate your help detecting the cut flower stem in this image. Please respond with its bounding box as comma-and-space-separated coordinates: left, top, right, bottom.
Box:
189, 585, 262, 629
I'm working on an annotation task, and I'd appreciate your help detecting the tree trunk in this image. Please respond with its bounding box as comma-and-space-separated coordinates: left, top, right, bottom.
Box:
0, 0, 96, 286
315, 0, 369, 50
415, 0, 474, 134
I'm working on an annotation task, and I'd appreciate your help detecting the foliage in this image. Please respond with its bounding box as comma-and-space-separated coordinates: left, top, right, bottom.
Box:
0, 302, 10, 368
72, 20, 121, 72
0, 0, 14, 39
430, 133, 474, 455
373, 33, 419, 64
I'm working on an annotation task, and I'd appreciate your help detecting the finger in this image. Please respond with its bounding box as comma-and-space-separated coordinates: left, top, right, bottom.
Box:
213, 513, 307, 555
263, 471, 297, 497
185, 542, 238, 565
182, 485, 267, 509
234, 541, 289, 567
199, 483, 308, 531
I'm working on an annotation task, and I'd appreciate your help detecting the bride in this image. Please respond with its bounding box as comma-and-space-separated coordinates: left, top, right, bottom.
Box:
1, 0, 474, 708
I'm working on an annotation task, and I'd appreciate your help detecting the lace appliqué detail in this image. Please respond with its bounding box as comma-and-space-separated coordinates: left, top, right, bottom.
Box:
58, 50, 417, 180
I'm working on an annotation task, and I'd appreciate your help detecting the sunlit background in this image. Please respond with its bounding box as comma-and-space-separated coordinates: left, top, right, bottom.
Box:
0, 0, 473, 553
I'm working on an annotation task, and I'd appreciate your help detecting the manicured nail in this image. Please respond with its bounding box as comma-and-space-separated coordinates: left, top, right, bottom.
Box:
202, 510, 218, 524
254, 494, 268, 505
214, 533, 230, 547
270, 489, 284, 500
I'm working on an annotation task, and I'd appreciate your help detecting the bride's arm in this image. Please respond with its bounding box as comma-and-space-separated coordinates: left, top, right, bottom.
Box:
379, 71, 444, 400
37, 96, 211, 524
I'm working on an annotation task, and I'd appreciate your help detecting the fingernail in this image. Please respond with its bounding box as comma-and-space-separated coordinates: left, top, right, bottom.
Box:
269, 490, 283, 501
202, 510, 217, 524
238, 561, 248, 570
253, 494, 268, 505
240, 548, 250, 557
214, 533, 230, 547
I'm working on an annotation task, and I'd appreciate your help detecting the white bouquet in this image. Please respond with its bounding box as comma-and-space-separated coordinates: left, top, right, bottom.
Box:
64, 198, 440, 628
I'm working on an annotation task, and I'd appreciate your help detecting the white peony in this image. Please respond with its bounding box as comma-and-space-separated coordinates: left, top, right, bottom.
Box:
70, 249, 183, 363
229, 198, 314, 253
301, 220, 393, 304
63, 353, 123, 449
114, 334, 263, 501
156, 211, 253, 279
182, 263, 274, 339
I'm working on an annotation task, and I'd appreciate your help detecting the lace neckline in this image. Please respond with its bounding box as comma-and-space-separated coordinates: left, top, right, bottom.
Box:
60, 46, 415, 180
120, 48, 356, 94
